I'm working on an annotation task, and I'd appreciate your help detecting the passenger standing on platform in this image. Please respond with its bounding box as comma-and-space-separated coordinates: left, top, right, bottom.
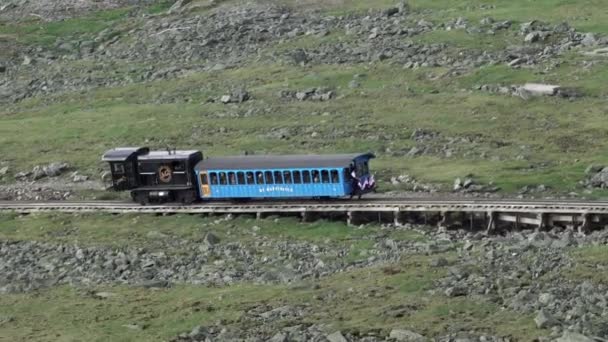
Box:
350, 164, 359, 191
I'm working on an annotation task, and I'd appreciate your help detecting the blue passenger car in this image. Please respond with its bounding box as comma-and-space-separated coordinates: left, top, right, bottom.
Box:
194, 153, 375, 200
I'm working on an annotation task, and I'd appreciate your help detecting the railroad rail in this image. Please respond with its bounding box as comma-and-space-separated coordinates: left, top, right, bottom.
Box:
2, 198, 608, 232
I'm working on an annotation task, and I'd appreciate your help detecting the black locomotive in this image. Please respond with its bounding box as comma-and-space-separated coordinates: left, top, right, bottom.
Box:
102, 147, 202, 204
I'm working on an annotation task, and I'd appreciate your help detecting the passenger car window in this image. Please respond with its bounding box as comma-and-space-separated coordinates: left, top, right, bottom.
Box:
331, 170, 339, 183
293, 171, 302, 184
283, 171, 292, 184
302, 171, 311, 183
210, 173, 218, 185
201, 174, 208, 185
312, 170, 320, 183
274, 171, 283, 184
321, 170, 329, 183
246, 172, 255, 184
264, 171, 274, 184
219, 172, 227, 185
237, 172, 245, 185
256, 171, 264, 184
228, 172, 237, 185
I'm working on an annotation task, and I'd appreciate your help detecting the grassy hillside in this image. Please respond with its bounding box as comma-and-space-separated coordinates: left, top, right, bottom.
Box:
2, 2, 608, 341
2, 0, 608, 196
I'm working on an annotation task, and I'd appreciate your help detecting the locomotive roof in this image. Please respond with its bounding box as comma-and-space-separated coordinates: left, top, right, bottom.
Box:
102, 147, 201, 162
195, 153, 374, 170
137, 150, 201, 161
102, 147, 149, 162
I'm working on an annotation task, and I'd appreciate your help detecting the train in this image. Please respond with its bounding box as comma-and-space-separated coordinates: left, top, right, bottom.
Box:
102, 147, 376, 204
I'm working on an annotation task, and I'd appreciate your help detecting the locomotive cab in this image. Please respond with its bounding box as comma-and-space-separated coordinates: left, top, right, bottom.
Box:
102, 147, 149, 191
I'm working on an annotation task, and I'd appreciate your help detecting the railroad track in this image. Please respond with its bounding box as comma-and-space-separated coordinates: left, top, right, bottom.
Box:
2, 198, 608, 232
2, 198, 608, 213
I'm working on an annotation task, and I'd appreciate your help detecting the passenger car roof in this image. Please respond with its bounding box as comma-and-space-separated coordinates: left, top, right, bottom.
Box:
195, 153, 374, 170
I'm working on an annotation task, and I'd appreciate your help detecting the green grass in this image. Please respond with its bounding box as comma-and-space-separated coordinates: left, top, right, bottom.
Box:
413, 29, 517, 52
0, 8, 131, 47
277, 0, 608, 33
146, 0, 175, 14
0, 284, 283, 342
567, 245, 608, 284
3, 60, 608, 194
0, 255, 544, 341
0, 212, 426, 249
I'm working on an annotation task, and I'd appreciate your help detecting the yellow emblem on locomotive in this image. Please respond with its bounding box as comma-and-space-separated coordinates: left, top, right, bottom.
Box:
158, 165, 172, 183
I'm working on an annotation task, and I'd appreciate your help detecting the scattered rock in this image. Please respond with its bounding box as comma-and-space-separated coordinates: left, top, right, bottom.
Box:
168, 0, 192, 14
281, 88, 335, 102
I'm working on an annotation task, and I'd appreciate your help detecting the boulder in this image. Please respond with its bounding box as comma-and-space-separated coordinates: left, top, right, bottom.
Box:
534, 309, 559, 329
383, 7, 399, 17
525, 31, 541, 43
231, 88, 250, 103
189, 326, 209, 339
326, 331, 349, 342
43, 162, 69, 177
521, 83, 560, 96
204, 232, 220, 246
268, 332, 288, 342
585, 164, 604, 175
554, 331, 595, 342
389, 329, 426, 342
220, 95, 232, 104
445, 286, 467, 297
453, 178, 463, 191
580, 33, 598, 47
589, 167, 608, 187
